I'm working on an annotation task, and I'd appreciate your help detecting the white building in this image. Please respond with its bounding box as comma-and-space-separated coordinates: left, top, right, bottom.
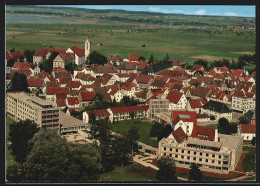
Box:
238, 124, 255, 141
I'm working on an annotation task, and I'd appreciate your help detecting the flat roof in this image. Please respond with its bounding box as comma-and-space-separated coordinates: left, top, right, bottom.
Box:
187, 137, 222, 149
59, 111, 88, 128
7, 92, 57, 107
219, 134, 243, 150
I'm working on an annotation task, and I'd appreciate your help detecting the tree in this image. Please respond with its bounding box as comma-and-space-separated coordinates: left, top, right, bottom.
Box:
24, 129, 70, 182
67, 144, 103, 181
65, 61, 77, 74
238, 116, 250, 124
99, 139, 115, 172
39, 52, 58, 74
188, 163, 203, 181
138, 56, 145, 61
112, 135, 132, 166
23, 49, 35, 63
156, 156, 177, 182
87, 51, 107, 65
129, 112, 136, 120
6, 163, 24, 182
120, 96, 131, 105
210, 115, 215, 120
11, 72, 29, 92
89, 111, 98, 138
150, 121, 164, 139
7, 58, 15, 67
242, 148, 255, 172
164, 53, 170, 62
148, 54, 155, 65
251, 137, 256, 146
217, 117, 237, 135
97, 118, 113, 142
8, 119, 39, 163
125, 126, 139, 155
194, 59, 208, 70
158, 124, 173, 142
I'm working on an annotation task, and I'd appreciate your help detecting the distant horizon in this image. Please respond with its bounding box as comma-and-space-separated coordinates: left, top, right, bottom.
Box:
38, 5, 255, 18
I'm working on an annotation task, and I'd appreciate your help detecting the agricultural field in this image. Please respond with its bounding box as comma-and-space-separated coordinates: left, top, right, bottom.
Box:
6, 6, 255, 66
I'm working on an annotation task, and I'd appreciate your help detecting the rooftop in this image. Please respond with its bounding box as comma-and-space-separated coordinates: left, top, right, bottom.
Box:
59, 111, 87, 128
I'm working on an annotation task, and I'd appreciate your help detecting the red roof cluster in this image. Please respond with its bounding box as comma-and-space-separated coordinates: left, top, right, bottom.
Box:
111, 55, 123, 62
135, 75, 153, 84
121, 82, 136, 91
67, 81, 82, 88
34, 48, 67, 57
13, 62, 32, 70
46, 80, 59, 87
189, 99, 202, 108
10, 51, 26, 59
56, 98, 67, 107
110, 105, 149, 113
191, 126, 216, 141
69, 46, 85, 57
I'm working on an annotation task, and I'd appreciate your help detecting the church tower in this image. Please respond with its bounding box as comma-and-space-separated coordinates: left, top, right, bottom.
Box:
85, 37, 91, 60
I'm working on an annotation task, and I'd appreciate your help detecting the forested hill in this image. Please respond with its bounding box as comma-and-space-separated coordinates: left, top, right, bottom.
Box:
6, 5, 255, 27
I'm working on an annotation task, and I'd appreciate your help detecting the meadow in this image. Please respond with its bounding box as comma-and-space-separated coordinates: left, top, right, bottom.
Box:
6, 12, 255, 66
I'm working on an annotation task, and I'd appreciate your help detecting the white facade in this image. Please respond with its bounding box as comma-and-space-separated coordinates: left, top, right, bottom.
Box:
232, 96, 255, 113
85, 37, 91, 60
168, 94, 187, 111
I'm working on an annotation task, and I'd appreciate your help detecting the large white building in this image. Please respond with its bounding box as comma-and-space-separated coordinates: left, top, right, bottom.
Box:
6, 92, 59, 128
232, 91, 255, 113
158, 126, 243, 174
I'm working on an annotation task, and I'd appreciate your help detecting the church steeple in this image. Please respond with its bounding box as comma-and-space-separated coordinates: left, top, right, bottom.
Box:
85, 37, 91, 60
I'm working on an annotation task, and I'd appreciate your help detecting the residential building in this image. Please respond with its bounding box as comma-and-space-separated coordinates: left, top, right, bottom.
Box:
232, 90, 255, 113
6, 92, 59, 128
83, 109, 111, 123
238, 124, 255, 141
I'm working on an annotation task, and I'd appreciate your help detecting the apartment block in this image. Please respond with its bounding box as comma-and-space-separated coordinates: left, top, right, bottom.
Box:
6, 92, 59, 128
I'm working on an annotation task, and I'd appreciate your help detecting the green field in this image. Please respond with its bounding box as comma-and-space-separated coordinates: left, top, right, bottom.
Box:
6, 6, 255, 65
99, 164, 158, 182
112, 119, 158, 147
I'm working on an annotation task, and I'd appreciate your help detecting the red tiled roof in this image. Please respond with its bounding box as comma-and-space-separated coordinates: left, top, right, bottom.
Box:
56, 98, 67, 107
70, 90, 79, 96
86, 109, 110, 116
230, 69, 244, 76
111, 55, 123, 62
154, 76, 169, 83
46, 87, 70, 95
232, 90, 255, 98
169, 127, 186, 143
46, 80, 59, 87
110, 105, 149, 113
252, 71, 256, 77
121, 82, 137, 91
240, 124, 255, 134
135, 75, 153, 84
151, 89, 164, 96
34, 48, 67, 57
56, 93, 67, 99
69, 46, 85, 57
67, 81, 82, 88
27, 78, 43, 87
215, 66, 229, 72
10, 51, 25, 59
129, 54, 140, 61
208, 70, 216, 76
67, 97, 79, 106
52, 67, 66, 72
80, 91, 95, 101
192, 64, 203, 70
172, 60, 181, 66
13, 62, 32, 70
166, 90, 184, 104
191, 126, 216, 141
189, 99, 202, 108
17, 69, 32, 77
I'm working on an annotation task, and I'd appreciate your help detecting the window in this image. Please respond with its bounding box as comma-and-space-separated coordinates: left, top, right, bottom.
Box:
164, 153, 166, 156
181, 156, 184, 159
206, 159, 208, 163
212, 160, 215, 163
187, 156, 190, 160
188, 151, 190, 154
212, 154, 215, 158
200, 152, 202, 156
193, 157, 196, 161
194, 152, 196, 155
218, 161, 221, 164
206, 153, 209, 157
175, 154, 178, 158
199, 158, 202, 162
176, 149, 178, 152
170, 148, 172, 151
219, 155, 221, 159
164, 147, 166, 151
182, 150, 184, 153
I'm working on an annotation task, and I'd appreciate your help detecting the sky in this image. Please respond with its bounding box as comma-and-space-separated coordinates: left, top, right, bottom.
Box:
44, 5, 255, 18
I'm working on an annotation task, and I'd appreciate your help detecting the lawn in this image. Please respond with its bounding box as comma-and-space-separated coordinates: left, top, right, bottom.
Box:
206, 123, 218, 128
112, 119, 158, 147
99, 164, 158, 182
